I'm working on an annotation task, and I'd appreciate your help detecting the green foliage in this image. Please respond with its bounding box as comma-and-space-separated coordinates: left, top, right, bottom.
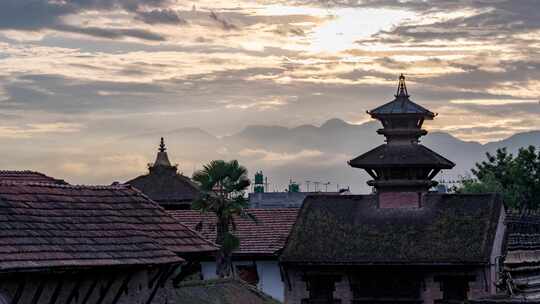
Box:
191, 159, 254, 277
457, 146, 540, 211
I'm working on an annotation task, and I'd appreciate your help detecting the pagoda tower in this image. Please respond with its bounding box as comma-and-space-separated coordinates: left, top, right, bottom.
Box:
349, 74, 454, 206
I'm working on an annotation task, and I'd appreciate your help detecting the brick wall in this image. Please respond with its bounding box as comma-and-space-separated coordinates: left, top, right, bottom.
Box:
379, 191, 420, 208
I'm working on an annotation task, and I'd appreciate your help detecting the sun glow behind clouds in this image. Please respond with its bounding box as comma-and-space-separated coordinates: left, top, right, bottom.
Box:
309, 8, 415, 53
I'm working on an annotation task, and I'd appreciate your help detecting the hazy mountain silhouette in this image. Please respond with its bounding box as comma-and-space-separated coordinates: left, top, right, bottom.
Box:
155, 119, 540, 193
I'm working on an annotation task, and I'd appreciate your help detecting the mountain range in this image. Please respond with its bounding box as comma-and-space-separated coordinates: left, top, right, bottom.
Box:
144, 118, 540, 193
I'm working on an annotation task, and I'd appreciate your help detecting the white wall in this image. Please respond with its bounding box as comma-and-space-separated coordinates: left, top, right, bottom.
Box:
201, 260, 284, 302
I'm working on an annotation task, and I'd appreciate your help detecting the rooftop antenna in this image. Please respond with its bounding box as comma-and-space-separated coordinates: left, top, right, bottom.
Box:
323, 182, 331, 192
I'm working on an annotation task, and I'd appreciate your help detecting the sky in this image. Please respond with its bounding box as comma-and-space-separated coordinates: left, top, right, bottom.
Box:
0, 0, 539, 186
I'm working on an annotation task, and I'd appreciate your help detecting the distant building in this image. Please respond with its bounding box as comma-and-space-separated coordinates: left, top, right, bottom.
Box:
249, 191, 342, 208
0, 182, 216, 304
170, 208, 299, 301
280, 75, 508, 304
126, 138, 201, 210
0, 170, 68, 184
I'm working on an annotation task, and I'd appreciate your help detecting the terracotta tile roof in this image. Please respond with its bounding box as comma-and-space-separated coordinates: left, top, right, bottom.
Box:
281, 193, 503, 265
171, 278, 281, 304
0, 170, 68, 184
169, 208, 299, 256
0, 182, 216, 272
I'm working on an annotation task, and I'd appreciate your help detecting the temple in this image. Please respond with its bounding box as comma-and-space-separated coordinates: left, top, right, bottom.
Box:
280, 75, 507, 304
126, 138, 201, 210
349, 74, 454, 205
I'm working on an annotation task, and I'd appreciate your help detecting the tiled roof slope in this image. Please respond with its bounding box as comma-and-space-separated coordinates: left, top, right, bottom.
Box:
472, 213, 540, 303
0, 182, 216, 272
169, 208, 299, 256
369, 94, 434, 116
349, 144, 455, 169
126, 169, 201, 207
281, 193, 502, 265
171, 278, 281, 304
0, 170, 68, 184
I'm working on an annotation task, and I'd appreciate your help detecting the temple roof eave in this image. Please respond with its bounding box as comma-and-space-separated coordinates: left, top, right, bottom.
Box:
348, 144, 455, 170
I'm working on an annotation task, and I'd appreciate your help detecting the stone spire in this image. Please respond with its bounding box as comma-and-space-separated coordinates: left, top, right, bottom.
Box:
349, 74, 455, 207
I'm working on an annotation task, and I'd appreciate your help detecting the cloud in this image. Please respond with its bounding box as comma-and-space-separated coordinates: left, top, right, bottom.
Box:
54, 24, 165, 41
0, 122, 83, 138
136, 9, 187, 25
0, 0, 171, 41
209, 11, 239, 31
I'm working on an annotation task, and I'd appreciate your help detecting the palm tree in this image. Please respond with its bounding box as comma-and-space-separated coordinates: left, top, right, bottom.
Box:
192, 160, 254, 278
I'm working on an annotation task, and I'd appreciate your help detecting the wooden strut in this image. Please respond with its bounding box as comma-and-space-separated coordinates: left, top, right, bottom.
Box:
146, 265, 179, 304
111, 272, 133, 304
30, 279, 47, 304
148, 268, 165, 289
81, 277, 100, 304
66, 278, 84, 304
48, 279, 64, 304
173, 261, 195, 287
11, 278, 26, 304
95, 274, 117, 304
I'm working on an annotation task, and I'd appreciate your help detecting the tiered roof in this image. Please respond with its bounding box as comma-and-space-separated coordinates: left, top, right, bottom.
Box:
349, 74, 454, 192
170, 208, 299, 257
0, 182, 216, 272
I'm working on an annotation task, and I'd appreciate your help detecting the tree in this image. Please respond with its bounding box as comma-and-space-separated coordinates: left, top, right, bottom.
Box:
457, 146, 540, 212
191, 160, 254, 277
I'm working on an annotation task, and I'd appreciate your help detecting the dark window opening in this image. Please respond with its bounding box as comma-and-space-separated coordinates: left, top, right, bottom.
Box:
236, 264, 259, 286
351, 272, 422, 304
302, 276, 341, 304
435, 276, 474, 304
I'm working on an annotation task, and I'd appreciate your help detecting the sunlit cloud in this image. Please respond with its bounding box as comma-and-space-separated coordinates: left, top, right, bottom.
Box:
450, 99, 540, 106
0, 122, 83, 138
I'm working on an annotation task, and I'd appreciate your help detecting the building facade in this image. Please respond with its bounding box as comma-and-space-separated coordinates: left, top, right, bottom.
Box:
280, 75, 507, 304
170, 208, 299, 301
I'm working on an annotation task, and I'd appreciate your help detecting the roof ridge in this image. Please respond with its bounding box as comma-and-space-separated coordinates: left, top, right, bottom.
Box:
0, 180, 131, 190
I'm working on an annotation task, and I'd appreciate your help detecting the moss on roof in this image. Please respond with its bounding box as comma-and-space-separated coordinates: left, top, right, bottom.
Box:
281, 193, 502, 265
